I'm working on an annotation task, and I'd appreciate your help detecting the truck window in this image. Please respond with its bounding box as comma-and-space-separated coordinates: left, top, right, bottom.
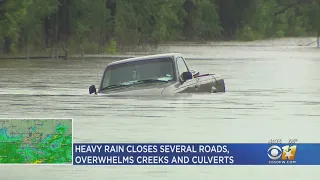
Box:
176, 57, 189, 76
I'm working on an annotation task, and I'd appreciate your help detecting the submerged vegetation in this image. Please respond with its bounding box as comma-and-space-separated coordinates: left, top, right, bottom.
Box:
0, 0, 320, 55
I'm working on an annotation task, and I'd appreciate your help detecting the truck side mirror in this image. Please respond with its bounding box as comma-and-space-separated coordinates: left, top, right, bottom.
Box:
89, 85, 97, 94
181, 72, 193, 82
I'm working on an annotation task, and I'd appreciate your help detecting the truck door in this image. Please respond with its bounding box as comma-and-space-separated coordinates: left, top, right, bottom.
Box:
176, 57, 197, 93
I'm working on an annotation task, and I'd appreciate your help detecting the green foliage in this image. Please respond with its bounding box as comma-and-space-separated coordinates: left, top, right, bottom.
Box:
237, 25, 257, 41
106, 38, 117, 54
81, 41, 100, 54
275, 30, 285, 38
70, 0, 112, 44
151, 0, 186, 41
306, 1, 320, 35
0, 0, 29, 52
1, 0, 320, 54
114, 0, 186, 45
194, 0, 222, 39
0, 0, 27, 37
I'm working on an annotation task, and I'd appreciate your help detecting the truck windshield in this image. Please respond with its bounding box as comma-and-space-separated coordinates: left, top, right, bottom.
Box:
101, 57, 176, 89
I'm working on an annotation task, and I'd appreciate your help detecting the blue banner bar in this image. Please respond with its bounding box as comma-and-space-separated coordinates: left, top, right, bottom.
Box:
72, 143, 320, 165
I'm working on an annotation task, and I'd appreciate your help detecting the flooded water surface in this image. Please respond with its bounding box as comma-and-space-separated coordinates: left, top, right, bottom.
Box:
0, 38, 320, 180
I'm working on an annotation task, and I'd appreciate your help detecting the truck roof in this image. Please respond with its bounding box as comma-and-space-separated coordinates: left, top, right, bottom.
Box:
107, 53, 182, 66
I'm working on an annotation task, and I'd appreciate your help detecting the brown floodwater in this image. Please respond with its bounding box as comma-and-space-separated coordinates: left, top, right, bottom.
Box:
0, 38, 320, 180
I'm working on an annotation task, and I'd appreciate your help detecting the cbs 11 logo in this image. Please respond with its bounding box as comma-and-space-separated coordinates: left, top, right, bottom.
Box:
267, 145, 297, 161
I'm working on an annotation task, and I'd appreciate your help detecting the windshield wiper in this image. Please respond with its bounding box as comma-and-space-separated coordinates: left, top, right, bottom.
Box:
101, 79, 170, 91
100, 84, 130, 91
136, 79, 170, 84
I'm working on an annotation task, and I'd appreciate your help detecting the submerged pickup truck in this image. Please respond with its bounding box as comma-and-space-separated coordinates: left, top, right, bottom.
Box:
89, 53, 225, 95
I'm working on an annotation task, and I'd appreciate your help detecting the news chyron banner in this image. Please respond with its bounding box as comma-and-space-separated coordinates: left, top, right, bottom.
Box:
1, 119, 318, 166
0, 118, 73, 164
73, 142, 320, 165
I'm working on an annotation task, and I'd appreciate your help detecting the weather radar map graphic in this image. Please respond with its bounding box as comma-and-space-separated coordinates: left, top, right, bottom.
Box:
0, 119, 72, 164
